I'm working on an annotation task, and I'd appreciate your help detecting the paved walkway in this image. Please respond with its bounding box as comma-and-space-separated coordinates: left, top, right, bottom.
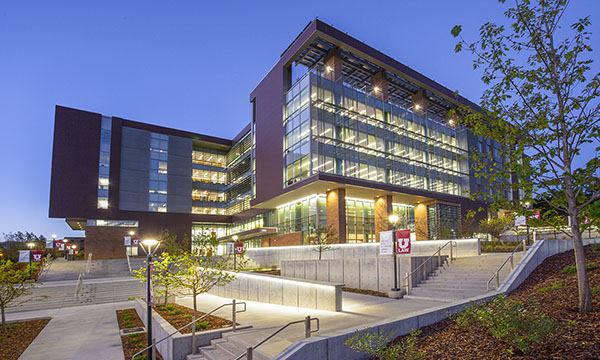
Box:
177, 292, 444, 358
8, 301, 129, 360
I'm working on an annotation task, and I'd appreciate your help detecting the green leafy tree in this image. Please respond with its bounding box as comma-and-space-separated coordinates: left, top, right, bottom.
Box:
191, 228, 220, 256
309, 223, 338, 260
133, 253, 177, 305
0, 260, 35, 332
451, 0, 599, 312
479, 215, 515, 244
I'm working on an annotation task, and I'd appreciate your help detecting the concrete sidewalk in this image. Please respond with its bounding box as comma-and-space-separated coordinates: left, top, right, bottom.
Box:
177, 292, 443, 358
9, 301, 130, 360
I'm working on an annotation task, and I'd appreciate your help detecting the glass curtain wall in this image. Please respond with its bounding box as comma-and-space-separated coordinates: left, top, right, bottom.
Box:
149, 133, 168, 212
264, 195, 327, 245
97, 116, 112, 209
283, 71, 470, 197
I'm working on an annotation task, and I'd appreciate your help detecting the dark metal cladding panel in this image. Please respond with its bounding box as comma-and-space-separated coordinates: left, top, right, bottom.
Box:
49, 106, 102, 219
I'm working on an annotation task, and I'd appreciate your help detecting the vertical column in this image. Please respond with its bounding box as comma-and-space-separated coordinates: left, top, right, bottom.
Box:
324, 48, 342, 82
414, 202, 429, 241
411, 91, 428, 118
374, 195, 393, 242
326, 188, 346, 243
371, 71, 389, 101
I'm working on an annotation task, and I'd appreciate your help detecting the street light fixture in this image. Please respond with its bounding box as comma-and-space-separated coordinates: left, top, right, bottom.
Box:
27, 242, 34, 279
139, 239, 160, 360
388, 215, 401, 296
52, 234, 57, 259
63, 239, 69, 260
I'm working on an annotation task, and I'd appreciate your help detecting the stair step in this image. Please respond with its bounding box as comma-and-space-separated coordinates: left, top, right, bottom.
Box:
211, 338, 245, 358
200, 345, 232, 360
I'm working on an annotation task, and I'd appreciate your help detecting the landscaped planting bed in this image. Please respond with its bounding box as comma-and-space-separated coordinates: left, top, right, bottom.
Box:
342, 286, 388, 298
385, 244, 600, 359
153, 303, 232, 334
116, 308, 163, 360
0, 319, 49, 360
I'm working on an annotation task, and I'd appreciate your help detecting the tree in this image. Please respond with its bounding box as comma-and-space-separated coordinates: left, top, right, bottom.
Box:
479, 216, 515, 244
0, 260, 35, 332
309, 223, 337, 260
451, 0, 599, 312
457, 215, 480, 238
191, 228, 220, 257
133, 252, 177, 305
168, 229, 236, 354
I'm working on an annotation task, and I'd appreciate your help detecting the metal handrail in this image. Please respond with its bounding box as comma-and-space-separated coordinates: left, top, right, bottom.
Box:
75, 273, 84, 299
132, 300, 246, 360
234, 316, 319, 360
86, 253, 93, 274
486, 238, 527, 290
403, 240, 454, 295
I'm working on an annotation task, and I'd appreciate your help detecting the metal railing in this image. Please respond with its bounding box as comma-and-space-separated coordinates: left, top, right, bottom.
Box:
403, 240, 454, 295
487, 239, 527, 291
132, 300, 247, 360
126, 254, 133, 275
234, 316, 320, 360
75, 273, 84, 299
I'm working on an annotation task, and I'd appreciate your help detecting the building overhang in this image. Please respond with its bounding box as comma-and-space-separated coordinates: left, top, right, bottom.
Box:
66, 218, 87, 231
251, 173, 465, 209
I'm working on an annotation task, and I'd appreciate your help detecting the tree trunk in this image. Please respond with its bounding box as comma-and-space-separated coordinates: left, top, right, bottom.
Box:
1, 305, 5, 333
191, 291, 197, 354
569, 209, 593, 312
164, 286, 169, 305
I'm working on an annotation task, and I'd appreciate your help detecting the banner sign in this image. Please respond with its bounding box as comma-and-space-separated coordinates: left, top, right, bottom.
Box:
530, 210, 541, 220
59, 244, 65, 251
69, 249, 74, 255
32, 250, 43, 262
55, 240, 62, 249
46, 239, 54, 249
124, 236, 131, 246
379, 231, 393, 255
148, 263, 154, 306
74, 249, 79, 255
19, 250, 30, 263
65, 243, 72, 250
235, 242, 244, 254
132, 237, 140, 246
515, 216, 526, 226
226, 242, 235, 255
396, 230, 411, 254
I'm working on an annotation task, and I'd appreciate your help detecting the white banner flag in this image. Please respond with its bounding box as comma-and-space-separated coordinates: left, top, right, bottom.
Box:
19, 250, 30, 263
46, 239, 54, 249
124, 236, 131, 246
379, 231, 393, 255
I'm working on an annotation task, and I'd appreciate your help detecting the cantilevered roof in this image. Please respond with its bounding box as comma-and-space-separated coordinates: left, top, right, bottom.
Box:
283, 19, 481, 121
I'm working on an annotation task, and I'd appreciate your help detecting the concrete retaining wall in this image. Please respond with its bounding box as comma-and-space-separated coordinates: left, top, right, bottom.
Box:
133, 299, 244, 360
247, 239, 479, 268
281, 256, 447, 293
276, 237, 600, 360
207, 271, 344, 312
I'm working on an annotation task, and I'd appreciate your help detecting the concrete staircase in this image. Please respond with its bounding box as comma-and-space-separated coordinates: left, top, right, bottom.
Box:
187, 328, 275, 360
407, 253, 525, 301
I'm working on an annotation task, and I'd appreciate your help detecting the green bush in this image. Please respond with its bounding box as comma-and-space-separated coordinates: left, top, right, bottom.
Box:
345, 328, 424, 360
195, 321, 209, 331
538, 282, 565, 293
563, 263, 597, 274
455, 295, 558, 354
168, 309, 183, 316
165, 304, 175, 311
591, 287, 600, 295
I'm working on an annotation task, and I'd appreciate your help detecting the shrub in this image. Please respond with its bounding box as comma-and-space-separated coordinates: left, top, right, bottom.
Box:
563, 264, 597, 274
167, 309, 183, 316
586, 263, 598, 271
345, 328, 424, 360
538, 282, 565, 293
591, 287, 600, 295
165, 304, 175, 311
455, 295, 557, 354
195, 321, 209, 331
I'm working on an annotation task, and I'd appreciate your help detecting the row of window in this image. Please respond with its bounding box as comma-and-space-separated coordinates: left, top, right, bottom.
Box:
97, 116, 112, 209
149, 133, 168, 212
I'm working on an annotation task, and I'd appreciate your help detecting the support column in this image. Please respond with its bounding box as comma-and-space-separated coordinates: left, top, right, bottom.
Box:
414, 202, 429, 241
371, 71, 389, 101
326, 188, 346, 243
411, 91, 428, 118
374, 195, 393, 242
324, 48, 342, 82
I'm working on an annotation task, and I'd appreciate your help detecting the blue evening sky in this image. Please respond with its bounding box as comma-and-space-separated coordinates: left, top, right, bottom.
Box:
1, 1, 598, 239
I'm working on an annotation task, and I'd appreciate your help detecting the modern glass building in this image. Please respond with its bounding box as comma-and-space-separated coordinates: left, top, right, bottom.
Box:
49, 19, 513, 259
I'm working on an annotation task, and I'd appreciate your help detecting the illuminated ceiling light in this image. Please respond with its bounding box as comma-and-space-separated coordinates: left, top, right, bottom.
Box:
373, 86, 380, 92
415, 104, 421, 110
326, 66, 333, 72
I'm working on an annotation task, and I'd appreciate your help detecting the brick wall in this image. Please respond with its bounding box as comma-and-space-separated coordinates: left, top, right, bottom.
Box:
84, 226, 139, 259
261, 232, 302, 247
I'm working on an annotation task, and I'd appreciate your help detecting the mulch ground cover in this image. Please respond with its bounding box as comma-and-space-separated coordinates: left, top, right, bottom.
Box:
116, 308, 163, 360
0, 319, 49, 360
153, 303, 232, 334
343, 286, 389, 298
251, 269, 281, 276
386, 244, 600, 359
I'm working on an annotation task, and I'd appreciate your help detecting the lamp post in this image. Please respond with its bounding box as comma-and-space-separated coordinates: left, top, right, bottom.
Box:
27, 242, 34, 279
72, 245, 77, 259
140, 239, 160, 360
52, 234, 57, 259
232, 235, 239, 271
388, 215, 400, 294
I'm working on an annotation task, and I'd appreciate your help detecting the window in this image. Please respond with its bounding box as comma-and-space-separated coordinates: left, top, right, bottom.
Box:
97, 116, 112, 209
149, 133, 168, 212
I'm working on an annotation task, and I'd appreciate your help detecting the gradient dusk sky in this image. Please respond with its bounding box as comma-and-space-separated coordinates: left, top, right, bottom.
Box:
1, 1, 598, 239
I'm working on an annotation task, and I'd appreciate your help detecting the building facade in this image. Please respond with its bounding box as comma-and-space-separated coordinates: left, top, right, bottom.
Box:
49, 20, 512, 259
